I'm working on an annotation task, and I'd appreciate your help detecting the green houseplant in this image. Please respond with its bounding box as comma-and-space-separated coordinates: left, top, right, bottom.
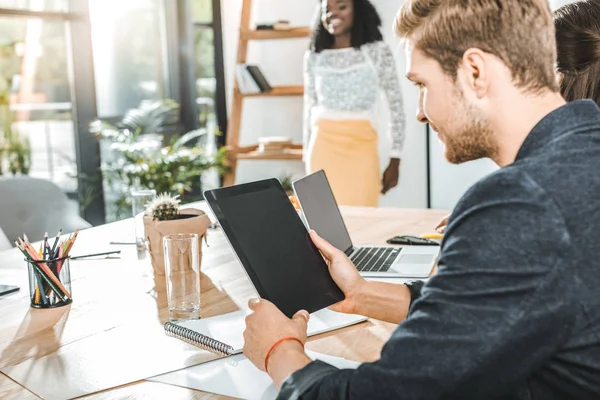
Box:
0, 43, 31, 176
279, 174, 295, 196
90, 99, 227, 221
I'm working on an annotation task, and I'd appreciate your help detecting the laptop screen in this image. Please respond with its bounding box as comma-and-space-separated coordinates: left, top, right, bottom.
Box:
292, 170, 354, 254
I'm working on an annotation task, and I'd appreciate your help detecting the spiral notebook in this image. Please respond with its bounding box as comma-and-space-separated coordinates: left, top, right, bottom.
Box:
164, 308, 367, 355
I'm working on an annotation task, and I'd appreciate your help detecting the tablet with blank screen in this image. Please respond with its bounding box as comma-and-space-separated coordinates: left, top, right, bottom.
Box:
204, 179, 344, 318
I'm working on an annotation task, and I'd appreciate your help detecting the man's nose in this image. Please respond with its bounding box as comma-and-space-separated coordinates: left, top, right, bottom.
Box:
416, 106, 428, 124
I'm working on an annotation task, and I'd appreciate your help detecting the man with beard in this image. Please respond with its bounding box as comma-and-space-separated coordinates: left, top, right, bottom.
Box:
242, 0, 600, 399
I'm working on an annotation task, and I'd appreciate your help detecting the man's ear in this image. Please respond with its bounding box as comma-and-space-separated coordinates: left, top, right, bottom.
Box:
460, 48, 490, 99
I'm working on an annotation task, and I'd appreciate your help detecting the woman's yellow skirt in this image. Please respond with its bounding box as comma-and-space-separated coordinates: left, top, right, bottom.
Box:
307, 119, 380, 207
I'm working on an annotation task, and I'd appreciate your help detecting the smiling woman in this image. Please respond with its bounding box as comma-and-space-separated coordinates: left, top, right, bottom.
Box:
303, 0, 406, 207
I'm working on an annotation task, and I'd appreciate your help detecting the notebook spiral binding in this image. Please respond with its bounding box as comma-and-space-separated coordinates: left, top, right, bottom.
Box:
164, 322, 234, 355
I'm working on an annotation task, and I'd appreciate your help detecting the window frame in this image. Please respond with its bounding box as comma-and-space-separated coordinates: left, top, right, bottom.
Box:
0, 3, 107, 225
0, 0, 227, 225
168, 0, 227, 141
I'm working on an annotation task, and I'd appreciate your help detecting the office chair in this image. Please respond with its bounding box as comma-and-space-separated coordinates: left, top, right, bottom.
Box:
0, 227, 11, 251
0, 177, 92, 245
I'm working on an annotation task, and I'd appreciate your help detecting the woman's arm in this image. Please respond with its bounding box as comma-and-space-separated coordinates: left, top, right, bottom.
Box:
376, 42, 405, 158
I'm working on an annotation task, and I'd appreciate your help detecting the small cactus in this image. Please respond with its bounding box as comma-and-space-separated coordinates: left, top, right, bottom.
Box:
146, 193, 181, 221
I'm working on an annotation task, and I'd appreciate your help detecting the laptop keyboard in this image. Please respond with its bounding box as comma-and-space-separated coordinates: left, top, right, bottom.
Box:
350, 247, 401, 273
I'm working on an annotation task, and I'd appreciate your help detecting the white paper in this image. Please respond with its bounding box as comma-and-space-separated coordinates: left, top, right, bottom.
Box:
366, 277, 430, 284
175, 308, 367, 353
149, 350, 360, 400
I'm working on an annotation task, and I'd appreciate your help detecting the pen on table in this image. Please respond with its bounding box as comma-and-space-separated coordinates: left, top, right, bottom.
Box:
109, 241, 136, 245
70, 250, 122, 260
421, 232, 444, 240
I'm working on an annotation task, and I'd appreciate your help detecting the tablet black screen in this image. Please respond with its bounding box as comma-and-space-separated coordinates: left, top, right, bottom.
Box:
205, 179, 344, 318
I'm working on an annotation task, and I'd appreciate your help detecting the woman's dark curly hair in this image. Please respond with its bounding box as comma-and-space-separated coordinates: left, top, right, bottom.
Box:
310, 0, 383, 53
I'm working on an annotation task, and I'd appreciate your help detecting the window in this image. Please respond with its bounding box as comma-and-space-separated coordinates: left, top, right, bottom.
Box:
191, 0, 212, 24
0, 3, 105, 225
89, 0, 169, 118
187, 0, 226, 192
0, 0, 226, 225
0, 13, 77, 193
191, 0, 226, 139
0, 0, 68, 12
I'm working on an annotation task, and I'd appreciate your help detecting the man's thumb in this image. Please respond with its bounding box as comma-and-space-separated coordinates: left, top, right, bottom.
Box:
292, 309, 310, 329
309, 230, 337, 258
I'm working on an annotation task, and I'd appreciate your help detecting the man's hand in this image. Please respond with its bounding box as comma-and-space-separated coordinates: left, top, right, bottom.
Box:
435, 213, 451, 233
312, 230, 413, 324
310, 230, 367, 315
243, 298, 309, 371
381, 158, 401, 194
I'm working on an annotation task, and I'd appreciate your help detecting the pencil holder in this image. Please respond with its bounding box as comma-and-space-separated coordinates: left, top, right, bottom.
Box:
27, 256, 73, 308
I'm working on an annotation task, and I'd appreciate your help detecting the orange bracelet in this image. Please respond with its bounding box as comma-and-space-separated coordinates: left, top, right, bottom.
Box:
264, 336, 304, 374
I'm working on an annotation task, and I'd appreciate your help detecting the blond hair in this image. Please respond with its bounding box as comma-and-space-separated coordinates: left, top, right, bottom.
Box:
395, 0, 558, 92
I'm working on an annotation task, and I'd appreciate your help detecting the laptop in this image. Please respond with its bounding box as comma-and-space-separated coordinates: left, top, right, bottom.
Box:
292, 170, 439, 278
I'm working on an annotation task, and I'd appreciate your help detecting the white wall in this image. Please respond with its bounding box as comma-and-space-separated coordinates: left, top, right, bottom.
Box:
376, 0, 428, 209
221, 0, 428, 208
428, 129, 498, 209
550, 0, 576, 9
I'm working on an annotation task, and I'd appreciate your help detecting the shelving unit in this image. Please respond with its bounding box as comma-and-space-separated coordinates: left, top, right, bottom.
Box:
223, 0, 310, 186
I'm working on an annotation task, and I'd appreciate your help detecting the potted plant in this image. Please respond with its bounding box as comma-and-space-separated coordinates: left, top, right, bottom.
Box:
143, 193, 211, 277
0, 43, 31, 176
90, 99, 228, 221
279, 174, 295, 196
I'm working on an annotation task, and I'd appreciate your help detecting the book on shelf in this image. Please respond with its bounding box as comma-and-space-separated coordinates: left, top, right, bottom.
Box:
255, 20, 291, 30
236, 64, 261, 94
236, 64, 272, 94
257, 136, 293, 154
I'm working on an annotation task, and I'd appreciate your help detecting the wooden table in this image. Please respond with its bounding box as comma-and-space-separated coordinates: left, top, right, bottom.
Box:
0, 203, 446, 399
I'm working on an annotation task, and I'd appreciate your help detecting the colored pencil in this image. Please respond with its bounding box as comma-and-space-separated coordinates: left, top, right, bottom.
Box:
19, 229, 80, 305
50, 229, 62, 259
15, 241, 62, 303
20, 242, 71, 301
42, 232, 49, 259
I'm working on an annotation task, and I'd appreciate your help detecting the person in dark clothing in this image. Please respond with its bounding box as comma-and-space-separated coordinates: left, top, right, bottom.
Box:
242, 0, 600, 399
435, 0, 600, 233
555, 0, 600, 106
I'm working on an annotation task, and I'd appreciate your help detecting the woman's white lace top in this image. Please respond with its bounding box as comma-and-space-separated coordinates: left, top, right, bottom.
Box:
303, 41, 405, 159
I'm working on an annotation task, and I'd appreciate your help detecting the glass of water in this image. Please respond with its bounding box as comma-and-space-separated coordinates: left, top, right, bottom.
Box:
163, 233, 201, 321
131, 188, 156, 259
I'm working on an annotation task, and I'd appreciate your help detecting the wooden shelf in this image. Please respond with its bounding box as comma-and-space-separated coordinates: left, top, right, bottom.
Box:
241, 27, 311, 40
236, 149, 303, 161
239, 85, 304, 97
223, 0, 308, 187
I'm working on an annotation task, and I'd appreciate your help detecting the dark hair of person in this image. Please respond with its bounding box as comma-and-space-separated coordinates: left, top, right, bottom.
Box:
555, 0, 600, 106
310, 0, 384, 53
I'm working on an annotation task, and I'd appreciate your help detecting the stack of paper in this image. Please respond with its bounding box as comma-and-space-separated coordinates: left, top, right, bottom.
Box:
150, 350, 360, 400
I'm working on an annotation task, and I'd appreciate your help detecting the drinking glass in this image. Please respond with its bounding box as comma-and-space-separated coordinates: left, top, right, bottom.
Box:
163, 233, 201, 321
131, 188, 156, 259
